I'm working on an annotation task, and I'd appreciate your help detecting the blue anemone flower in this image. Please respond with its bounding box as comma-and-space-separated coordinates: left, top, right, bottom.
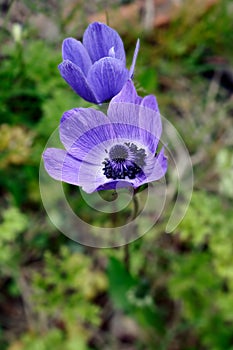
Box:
43, 80, 167, 193
58, 22, 140, 104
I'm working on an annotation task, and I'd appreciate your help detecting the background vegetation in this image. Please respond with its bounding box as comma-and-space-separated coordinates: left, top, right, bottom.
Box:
0, 0, 233, 349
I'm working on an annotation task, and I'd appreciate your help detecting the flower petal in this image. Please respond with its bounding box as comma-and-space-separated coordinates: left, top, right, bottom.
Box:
62, 38, 92, 76
141, 95, 159, 113
43, 148, 102, 190
112, 80, 159, 112
60, 107, 114, 149
62, 126, 119, 166
58, 60, 99, 103
76, 160, 107, 193
83, 22, 126, 63
129, 39, 140, 78
60, 108, 117, 164
107, 102, 162, 153
111, 79, 142, 105
87, 57, 129, 102
43, 148, 81, 185
141, 148, 168, 185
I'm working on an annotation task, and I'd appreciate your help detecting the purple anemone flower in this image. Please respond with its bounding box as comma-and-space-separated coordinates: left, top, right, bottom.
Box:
58, 22, 140, 104
43, 80, 167, 193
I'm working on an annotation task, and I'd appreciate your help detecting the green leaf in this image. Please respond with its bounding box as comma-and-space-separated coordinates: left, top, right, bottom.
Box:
107, 257, 137, 310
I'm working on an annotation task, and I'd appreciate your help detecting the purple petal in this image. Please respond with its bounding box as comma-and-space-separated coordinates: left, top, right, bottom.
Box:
112, 80, 159, 112
43, 148, 102, 191
60, 108, 115, 151
60, 117, 156, 172
96, 180, 133, 191
58, 60, 98, 103
62, 125, 117, 166
87, 57, 129, 102
60, 107, 81, 124
142, 148, 168, 184
83, 22, 126, 63
43, 148, 81, 185
75, 161, 107, 193
111, 79, 142, 105
60, 108, 116, 162
107, 102, 162, 153
129, 39, 140, 78
141, 95, 159, 113
108, 46, 115, 58
62, 38, 92, 76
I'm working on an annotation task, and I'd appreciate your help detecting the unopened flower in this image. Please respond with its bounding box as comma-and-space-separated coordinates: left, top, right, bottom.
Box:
43, 81, 167, 193
12, 23, 22, 43
58, 22, 140, 104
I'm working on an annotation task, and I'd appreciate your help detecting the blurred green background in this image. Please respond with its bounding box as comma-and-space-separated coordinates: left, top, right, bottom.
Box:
0, 0, 233, 349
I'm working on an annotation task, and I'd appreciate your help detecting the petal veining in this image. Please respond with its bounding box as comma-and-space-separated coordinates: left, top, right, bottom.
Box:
58, 60, 98, 103
83, 22, 126, 63
62, 38, 92, 76
87, 57, 129, 102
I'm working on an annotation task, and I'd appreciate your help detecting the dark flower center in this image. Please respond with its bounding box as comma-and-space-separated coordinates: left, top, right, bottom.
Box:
102, 143, 146, 180
109, 144, 128, 162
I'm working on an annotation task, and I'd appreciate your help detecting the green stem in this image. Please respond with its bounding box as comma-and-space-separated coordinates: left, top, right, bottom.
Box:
124, 244, 130, 272
124, 194, 139, 272
132, 194, 139, 220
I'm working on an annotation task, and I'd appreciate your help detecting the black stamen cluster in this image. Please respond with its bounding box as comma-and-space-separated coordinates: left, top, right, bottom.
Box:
125, 142, 146, 167
102, 143, 146, 180
103, 160, 142, 180
109, 144, 128, 162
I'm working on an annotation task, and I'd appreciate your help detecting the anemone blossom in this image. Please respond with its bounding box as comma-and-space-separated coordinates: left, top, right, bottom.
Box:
43, 80, 167, 193
58, 22, 140, 104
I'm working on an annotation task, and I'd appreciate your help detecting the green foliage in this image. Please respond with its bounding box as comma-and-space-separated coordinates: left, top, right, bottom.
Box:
216, 148, 233, 198
9, 328, 89, 350
177, 191, 227, 245
32, 247, 107, 328
169, 191, 233, 350
7, 247, 108, 350
0, 35, 86, 206
108, 257, 137, 310
0, 206, 28, 276
0, 43, 42, 127
108, 257, 164, 335
0, 124, 34, 168
158, 0, 233, 67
